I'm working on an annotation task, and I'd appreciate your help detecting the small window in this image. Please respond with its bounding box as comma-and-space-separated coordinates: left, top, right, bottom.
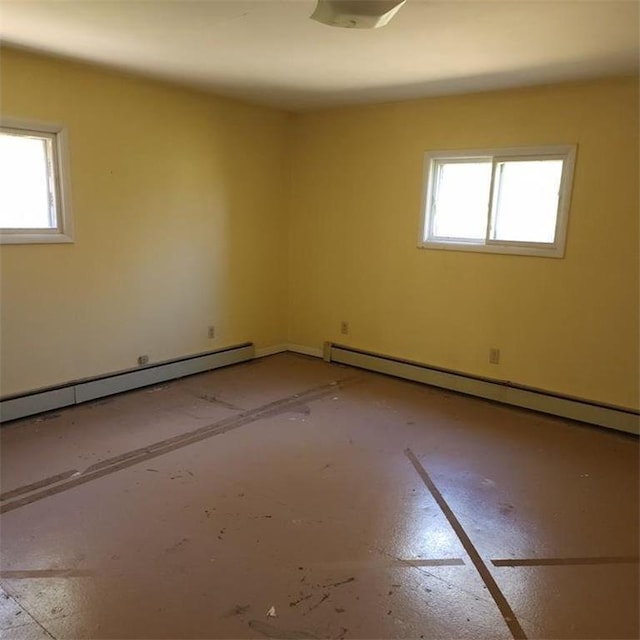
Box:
0, 121, 73, 244
420, 145, 576, 257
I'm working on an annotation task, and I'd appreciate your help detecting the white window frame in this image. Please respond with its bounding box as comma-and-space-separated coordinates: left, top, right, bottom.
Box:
419, 145, 577, 258
0, 119, 73, 245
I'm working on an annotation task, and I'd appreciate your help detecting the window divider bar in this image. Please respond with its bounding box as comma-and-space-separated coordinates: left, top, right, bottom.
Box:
485, 157, 498, 242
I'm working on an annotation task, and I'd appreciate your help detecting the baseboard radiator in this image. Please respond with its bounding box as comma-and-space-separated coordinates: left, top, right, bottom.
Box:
325, 343, 639, 436
0, 343, 255, 423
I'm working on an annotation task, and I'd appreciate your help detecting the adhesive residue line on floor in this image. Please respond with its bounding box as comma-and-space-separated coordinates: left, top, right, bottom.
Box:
0, 376, 363, 514
398, 558, 465, 567
491, 556, 639, 567
0, 469, 80, 501
404, 447, 528, 640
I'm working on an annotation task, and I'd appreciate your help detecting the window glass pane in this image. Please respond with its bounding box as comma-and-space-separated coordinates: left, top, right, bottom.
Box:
491, 159, 563, 243
0, 132, 55, 229
431, 160, 491, 240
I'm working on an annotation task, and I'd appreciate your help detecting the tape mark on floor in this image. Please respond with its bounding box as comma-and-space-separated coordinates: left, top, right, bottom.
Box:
0, 470, 80, 502
405, 447, 527, 640
399, 558, 465, 567
1, 377, 361, 514
492, 556, 639, 567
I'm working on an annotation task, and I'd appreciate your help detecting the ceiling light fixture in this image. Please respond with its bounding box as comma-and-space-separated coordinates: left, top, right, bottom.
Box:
310, 0, 407, 29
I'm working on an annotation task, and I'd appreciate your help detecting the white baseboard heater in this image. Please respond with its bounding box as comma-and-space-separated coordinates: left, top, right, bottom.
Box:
0, 343, 255, 423
325, 343, 639, 436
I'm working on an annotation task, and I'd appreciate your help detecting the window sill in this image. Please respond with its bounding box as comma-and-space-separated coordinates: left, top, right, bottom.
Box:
417, 240, 564, 258
0, 232, 74, 245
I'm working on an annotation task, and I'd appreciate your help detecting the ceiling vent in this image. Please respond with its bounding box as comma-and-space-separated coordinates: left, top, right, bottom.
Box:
310, 0, 407, 29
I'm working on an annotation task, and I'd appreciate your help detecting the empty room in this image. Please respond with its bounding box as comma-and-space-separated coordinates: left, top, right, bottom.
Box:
0, 1, 638, 639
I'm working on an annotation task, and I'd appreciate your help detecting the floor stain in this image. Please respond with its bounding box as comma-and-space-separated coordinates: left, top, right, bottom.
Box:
165, 537, 189, 553
499, 503, 514, 516
323, 577, 355, 589
223, 604, 250, 618
197, 394, 243, 412
305, 592, 330, 614
87, 399, 113, 408
289, 593, 313, 607
33, 413, 61, 422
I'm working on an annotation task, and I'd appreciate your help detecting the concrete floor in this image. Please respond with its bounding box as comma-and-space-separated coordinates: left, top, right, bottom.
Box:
0, 353, 638, 640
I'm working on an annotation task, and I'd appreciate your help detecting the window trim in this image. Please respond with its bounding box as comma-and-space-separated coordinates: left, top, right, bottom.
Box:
419, 145, 577, 258
0, 119, 74, 245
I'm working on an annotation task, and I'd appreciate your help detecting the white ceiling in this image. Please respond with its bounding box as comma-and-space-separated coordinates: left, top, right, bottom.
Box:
1, 0, 638, 111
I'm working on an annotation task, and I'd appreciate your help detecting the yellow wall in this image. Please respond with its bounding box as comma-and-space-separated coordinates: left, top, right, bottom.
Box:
0, 48, 290, 396
1, 47, 637, 411
288, 77, 640, 410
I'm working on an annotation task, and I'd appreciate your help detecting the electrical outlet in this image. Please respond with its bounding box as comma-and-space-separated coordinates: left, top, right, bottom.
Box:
340, 321, 349, 335
489, 348, 500, 365
137, 354, 149, 366
208, 325, 215, 339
